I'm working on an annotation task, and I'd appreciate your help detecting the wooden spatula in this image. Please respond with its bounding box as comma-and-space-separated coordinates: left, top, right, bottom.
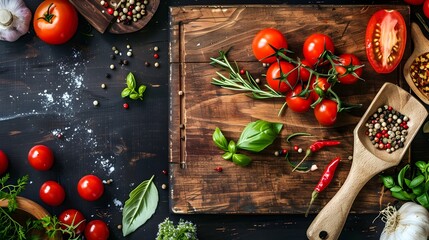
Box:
307, 82, 428, 240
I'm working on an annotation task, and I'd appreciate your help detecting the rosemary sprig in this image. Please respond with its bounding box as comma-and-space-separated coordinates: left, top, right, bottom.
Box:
210, 51, 284, 99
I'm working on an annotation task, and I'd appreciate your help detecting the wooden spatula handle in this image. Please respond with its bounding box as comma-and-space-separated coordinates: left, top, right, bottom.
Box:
306, 164, 374, 240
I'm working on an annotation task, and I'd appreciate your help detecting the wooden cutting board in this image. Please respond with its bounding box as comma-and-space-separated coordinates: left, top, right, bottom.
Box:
169, 5, 410, 214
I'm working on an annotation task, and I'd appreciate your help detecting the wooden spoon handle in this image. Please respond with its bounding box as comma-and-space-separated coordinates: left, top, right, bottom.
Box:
411, 22, 429, 54
306, 163, 375, 240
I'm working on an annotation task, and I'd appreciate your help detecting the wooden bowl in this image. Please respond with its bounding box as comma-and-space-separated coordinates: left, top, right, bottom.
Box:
0, 197, 61, 240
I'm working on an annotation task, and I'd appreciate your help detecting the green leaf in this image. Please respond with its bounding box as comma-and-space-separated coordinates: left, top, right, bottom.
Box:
121, 88, 131, 98
412, 185, 424, 195
126, 72, 136, 89
417, 193, 429, 208
391, 190, 414, 201
416, 161, 427, 173
129, 93, 139, 100
236, 120, 283, 152
410, 175, 425, 188
138, 85, 146, 95
222, 152, 233, 160
381, 175, 395, 188
227, 140, 237, 154
390, 186, 402, 192
397, 164, 410, 189
122, 175, 158, 236
212, 127, 228, 152
232, 154, 252, 167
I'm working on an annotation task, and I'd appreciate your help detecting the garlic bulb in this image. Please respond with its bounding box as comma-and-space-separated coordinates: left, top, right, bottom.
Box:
0, 0, 31, 42
380, 202, 429, 240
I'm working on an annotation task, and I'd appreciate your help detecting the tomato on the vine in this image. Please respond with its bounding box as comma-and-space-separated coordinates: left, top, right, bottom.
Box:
303, 33, 335, 66
84, 220, 110, 240
314, 99, 338, 126
265, 61, 298, 93
39, 180, 65, 206
77, 175, 104, 201
33, 0, 78, 45
286, 85, 312, 113
59, 209, 86, 236
335, 53, 363, 85
28, 145, 54, 171
0, 150, 8, 175
298, 59, 313, 81
365, 9, 406, 74
252, 28, 288, 63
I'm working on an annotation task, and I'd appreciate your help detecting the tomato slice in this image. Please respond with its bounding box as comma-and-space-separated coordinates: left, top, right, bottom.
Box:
365, 9, 407, 74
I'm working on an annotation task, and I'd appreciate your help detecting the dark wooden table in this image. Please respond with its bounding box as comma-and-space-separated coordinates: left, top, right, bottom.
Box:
1, 0, 427, 239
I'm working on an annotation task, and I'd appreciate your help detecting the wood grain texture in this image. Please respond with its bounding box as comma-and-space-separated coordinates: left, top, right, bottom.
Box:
69, 0, 113, 33
169, 5, 410, 214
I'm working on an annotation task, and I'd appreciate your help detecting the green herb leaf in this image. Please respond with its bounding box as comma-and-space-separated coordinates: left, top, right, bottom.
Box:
227, 140, 237, 154
392, 190, 414, 201
417, 193, 429, 208
410, 175, 425, 188
121, 88, 131, 98
138, 85, 146, 95
156, 218, 198, 240
416, 161, 427, 173
126, 72, 136, 89
122, 175, 158, 236
232, 153, 252, 167
390, 186, 402, 192
397, 164, 410, 189
129, 93, 139, 100
381, 175, 395, 188
222, 152, 233, 160
413, 185, 424, 195
236, 120, 283, 152
212, 127, 228, 151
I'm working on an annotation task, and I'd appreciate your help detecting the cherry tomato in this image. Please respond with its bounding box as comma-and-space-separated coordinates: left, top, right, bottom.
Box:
252, 28, 288, 63
0, 150, 8, 175
28, 145, 54, 171
404, 0, 424, 4
59, 209, 86, 236
314, 99, 338, 126
298, 59, 313, 82
77, 175, 104, 201
265, 61, 298, 93
33, 0, 78, 45
303, 33, 335, 66
84, 220, 110, 240
39, 181, 65, 206
286, 85, 312, 113
424, 0, 429, 18
365, 9, 406, 74
335, 53, 363, 85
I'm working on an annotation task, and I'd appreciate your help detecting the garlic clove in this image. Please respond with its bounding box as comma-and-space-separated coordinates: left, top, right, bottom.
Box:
0, 9, 12, 27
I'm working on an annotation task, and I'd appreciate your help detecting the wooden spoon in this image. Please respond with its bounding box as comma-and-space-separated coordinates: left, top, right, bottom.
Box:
307, 82, 428, 240
403, 22, 429, 105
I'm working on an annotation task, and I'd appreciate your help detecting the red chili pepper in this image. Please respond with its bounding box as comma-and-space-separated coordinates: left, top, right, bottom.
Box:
292, 140, 340, 172
305, 156, 341, 217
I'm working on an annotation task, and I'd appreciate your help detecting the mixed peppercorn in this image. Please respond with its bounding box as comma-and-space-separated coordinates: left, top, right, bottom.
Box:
100, 0, 150, 25
410, 52, 429, 93
365, 105, 409, 153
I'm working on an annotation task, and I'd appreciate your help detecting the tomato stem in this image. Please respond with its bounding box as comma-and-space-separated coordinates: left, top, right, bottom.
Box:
37, 3, 55, 23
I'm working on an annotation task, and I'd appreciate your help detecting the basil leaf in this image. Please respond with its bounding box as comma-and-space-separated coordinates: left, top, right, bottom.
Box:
236, 120, 283, 152
121, 88, 131, 98
404, 178, 412, 188
130, 93, 139, 100
380, 175, 395, 188
390, 186, 402, 192
227, 140, 237, 154
212, 127, 228, 151
126, 72, 136, 89
392, 190, 413, 201
397, 164, 410, 189
122, 175, 158, 236
410, 174, 425, 188
416, 161, 427, 173
232, 153, 252, 167
412, 185, 424, 195
138, 85, 147, 95
417, 193, 429, 208
222, 152, 233, 160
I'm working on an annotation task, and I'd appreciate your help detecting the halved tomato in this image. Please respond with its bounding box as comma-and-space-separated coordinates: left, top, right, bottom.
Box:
365, 9, 407, 74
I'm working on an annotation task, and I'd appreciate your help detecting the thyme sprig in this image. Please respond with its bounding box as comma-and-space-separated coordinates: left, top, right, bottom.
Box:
210, 51, 284, 99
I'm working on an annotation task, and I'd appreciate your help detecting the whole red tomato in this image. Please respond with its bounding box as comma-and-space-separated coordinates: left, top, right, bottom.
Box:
265, 61, 298, 93
252, 28, 288, 63
314, 99, 338, 126
33, 0, 78, 45
84, 220, 110, 240
39, 180, 65, 206
303, 33, 335, 66
309, 76, 330, 101
365, 9, 406, 73
77, 175, 104, 201
28, 145, 54, 171
298, 59, 313, 82
405, 0, 424, 4
59, 209, 86, 236
286, 85, 312, 113
335, 53, 363, 85
0, 150, 8, 175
